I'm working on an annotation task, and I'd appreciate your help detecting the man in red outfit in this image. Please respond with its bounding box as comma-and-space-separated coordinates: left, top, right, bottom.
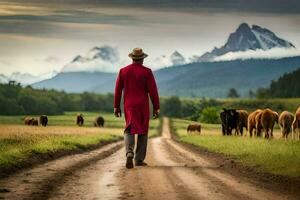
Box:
114, 48, 160, 169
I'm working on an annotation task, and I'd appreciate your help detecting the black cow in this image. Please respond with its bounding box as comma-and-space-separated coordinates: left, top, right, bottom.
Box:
40, 115, 48, 127
220, 108, 239, 136
76, 114, 84, 126
94, 116, 105, 127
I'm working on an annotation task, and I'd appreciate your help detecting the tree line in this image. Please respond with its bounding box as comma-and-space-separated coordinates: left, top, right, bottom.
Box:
0, 83, 114, 115
227, 67, 300, 99
161, 96, 299, 124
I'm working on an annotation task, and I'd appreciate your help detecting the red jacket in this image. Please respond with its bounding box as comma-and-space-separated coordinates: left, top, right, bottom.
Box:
114, 63, 160, 134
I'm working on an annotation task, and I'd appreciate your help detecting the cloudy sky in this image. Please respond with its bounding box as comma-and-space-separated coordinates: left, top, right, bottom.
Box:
0, 0, 300, 75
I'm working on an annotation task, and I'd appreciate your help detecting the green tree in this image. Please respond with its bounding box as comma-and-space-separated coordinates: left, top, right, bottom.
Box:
162, 96, 182, 117
199, 106, 220, 124
227, 88, 240, 98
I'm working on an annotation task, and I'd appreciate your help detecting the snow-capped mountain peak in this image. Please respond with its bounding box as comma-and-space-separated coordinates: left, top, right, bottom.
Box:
62, 45, 121, 73
197, 23, 295, 61
87, 46, 119, 63
170, 51, 186, 66
150, 51, 186, 69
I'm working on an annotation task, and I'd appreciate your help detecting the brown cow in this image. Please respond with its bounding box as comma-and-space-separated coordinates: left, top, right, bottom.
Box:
247, 109, 262, 137
94, 116, 105, 127
292, 107, 300, 140
255, 111, 263, 137
24, 117, 34, 125
279, 111, 294, 140
32, 119, 39, 126
261, 108, 279, 139
187, 124, 201, 134
236, 110, 249, 136
76, 113, 84, 126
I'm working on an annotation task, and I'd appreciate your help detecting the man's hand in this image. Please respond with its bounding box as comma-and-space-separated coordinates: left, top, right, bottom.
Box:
114, 108, 121, 117
153, 109, 160, 119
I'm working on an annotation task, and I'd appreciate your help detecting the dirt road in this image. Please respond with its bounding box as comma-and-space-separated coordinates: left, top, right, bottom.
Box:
0, 118, 297, 200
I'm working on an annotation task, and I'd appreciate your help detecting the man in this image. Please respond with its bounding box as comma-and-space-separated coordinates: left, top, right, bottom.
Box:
114, 48, 160, 169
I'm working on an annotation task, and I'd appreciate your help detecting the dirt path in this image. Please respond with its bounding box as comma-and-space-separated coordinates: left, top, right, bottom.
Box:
0, 118, 297, 200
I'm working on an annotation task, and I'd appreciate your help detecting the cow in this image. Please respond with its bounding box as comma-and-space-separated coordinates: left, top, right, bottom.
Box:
40, 115, 48, 127
247, 109, 262, 137
187, 124, 201, 134
94, 116, 105, 127
292, 107, 300, 140
261, 108, 279, 139
236, 110, 249, 136
32, 119, 39, 126
255, 110, 263, 137
24, 117, 34, 125
220, 108, 238, 136
76, 113, 84, 126
279, 111, 294, 140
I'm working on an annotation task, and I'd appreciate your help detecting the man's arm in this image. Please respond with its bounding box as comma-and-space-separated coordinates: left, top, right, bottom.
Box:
114, 70, 123, 117
147, 70, 160, 119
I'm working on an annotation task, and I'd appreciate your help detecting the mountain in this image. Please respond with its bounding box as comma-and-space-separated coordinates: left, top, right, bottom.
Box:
197, 23, 295, 62
155, 57, 300, 97
259, 67, 300, 98
151, 51, 186, 70
0, 71, 58, 85
170, 51, 186, 65
32, 56, 300, 97
61, 46, 187, 72
33, 71, 116, 93
61, 46, 121, 73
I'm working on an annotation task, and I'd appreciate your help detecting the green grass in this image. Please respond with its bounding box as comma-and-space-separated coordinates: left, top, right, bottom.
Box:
0, 112, 124, 127
0, 133, 121, 169
171, 118, 300, 177
0, 111, 160, 130
0, 112, 162, 171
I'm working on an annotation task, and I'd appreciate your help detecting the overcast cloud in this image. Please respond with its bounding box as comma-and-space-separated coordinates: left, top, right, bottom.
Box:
0, 0, 299, 75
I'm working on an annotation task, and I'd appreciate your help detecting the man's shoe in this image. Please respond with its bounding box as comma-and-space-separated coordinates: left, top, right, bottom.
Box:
135, 161, 148, 166
126, 156, 134, 169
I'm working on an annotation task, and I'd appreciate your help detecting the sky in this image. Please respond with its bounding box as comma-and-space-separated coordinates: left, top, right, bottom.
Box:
0, 0, 300, 76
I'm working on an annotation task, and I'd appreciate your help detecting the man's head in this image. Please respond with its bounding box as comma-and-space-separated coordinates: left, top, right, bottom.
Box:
129, 48, 148, 64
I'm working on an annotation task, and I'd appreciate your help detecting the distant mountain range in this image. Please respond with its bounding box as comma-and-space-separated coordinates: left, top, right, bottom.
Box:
0, 71, 58, 85
196, 23, 295, 62
33, 56, 300, 97
61, 46, 187, 73
18, 23, 300, 97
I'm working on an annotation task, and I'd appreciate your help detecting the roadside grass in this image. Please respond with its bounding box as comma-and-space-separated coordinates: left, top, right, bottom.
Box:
0, 112, 161, 171
0, 124, 124, 170
171, 118, 300, 177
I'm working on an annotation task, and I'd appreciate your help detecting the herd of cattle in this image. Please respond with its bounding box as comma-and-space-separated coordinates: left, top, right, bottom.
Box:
24, 113, 105, 127
220, 107, 300, 140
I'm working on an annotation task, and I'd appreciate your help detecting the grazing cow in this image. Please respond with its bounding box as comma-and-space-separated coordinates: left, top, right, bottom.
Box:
255, 111, 263, 137
76, 113, 84, 126
94, 116, 105, 127
247, 109, 262, 137
40, 115, 48, 127
279, 111, 294, 140
236, 110, 249, 136
32, 119, 39, 126
220, 108, 238, 136
24, 117, 33, 125
292, 107, 300, 140
261, 108, 279, 139
187, 124, 201, 134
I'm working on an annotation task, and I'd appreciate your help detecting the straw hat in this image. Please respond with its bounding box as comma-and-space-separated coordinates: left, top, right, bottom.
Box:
128, 48, 148, 59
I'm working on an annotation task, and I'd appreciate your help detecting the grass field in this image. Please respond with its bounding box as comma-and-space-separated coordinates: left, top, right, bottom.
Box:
0, 112, 161, 170
171, 118, 300, 177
